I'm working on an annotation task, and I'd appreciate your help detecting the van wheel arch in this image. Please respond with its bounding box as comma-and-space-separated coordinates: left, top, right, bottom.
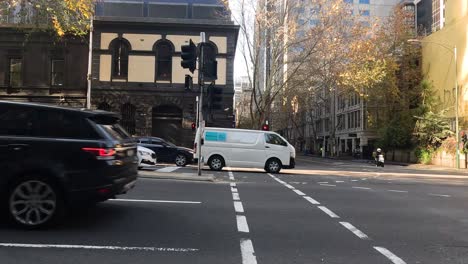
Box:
208, 155, 225, 171
265, 158, 282, 173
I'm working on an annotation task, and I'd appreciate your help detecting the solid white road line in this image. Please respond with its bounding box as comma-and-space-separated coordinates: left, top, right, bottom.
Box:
374, 246, 407, 264
319, 184, 336, 187
387, 190, 408, 193
231, 187, 238, 193
228, 171, 235, 181
236, 215, 250, 233
240, 239, 258, 264
156, 166, 180, 173
303, 196, 320, 205
352, 186, 372, 190
110, 199, 201, 204
317, 206, 340, 218
232, 192, 240, 201
293, 189, 306, 196
0, 243, 199, 252
284, 184, 295, 189
234, 201, 245, 213
335, 181, 344, 183
230, 182, 237, 187
339, 222, 370, 240
428, 193, 451, 198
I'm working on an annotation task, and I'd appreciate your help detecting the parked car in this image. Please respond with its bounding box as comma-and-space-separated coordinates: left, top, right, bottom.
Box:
137, 145, 157, 169
136, 137, 193, 166
194, 127, 296, 173
0, 101, 138, 228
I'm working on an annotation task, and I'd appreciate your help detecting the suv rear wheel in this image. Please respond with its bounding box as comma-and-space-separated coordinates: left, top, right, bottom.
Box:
175, 154, 188, 167
7, 176, 64, 229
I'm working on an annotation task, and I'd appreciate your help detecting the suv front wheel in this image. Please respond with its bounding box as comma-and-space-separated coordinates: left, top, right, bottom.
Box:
7, 176, 64, 229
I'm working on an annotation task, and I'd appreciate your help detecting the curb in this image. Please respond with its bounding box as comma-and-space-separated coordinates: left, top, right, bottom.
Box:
138, 171, 215, 182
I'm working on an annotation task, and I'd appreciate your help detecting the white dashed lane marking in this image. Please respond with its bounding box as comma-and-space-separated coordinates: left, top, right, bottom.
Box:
293, 189, 306, 196
317, 206, 340, 218
339, 222, 370, 240
428, 193, 451, 198
234, 201, 245, 213
303, 196, 320, 205
387, 190, 408, 193
240, 239, 257, 264
352, 187, 372, 190
374, 246, 407, 264
236, 215, 250, 233
319, 184, 337, 187
232, 192, 240, 201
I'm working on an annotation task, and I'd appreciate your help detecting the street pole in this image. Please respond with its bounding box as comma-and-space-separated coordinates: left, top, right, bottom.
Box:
86, 16, 94, 109
197, 32, 206, 176
455, 46, 460, 169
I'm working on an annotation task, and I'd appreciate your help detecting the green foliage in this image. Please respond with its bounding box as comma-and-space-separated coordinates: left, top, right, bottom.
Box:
415, 148, 433, 164
413, 110, 454, 149
377, 112, 414, 150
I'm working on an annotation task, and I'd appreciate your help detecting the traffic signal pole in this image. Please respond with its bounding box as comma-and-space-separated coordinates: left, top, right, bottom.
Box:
197, 32, 206, 176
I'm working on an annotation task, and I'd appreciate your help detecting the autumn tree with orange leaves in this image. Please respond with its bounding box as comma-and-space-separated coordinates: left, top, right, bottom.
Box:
0, 0, 95, 36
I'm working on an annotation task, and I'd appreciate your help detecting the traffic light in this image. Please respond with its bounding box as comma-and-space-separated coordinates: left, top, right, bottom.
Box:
208, 86, 223, 110
181, 39, 197, 73
201, 43, 218, 81
262, 124, 270, 131
184, 75, 193, 91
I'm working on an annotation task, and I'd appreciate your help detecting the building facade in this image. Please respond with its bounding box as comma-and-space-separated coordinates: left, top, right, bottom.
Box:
0, 28, 88, 107
91, 0, 239, 147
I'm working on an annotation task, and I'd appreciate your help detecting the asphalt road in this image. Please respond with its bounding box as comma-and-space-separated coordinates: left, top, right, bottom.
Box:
1, 158, 468, 264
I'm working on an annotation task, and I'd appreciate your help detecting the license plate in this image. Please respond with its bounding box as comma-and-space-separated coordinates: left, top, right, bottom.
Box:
127, 149, 135, 156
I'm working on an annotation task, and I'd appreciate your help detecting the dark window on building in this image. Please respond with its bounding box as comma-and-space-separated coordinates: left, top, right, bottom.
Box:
51, 59, 65, 86
121, 103, 136, 135
192, 5, 228, 19
9, 58, 22, 87
148, 3, 188, 18
111, 39, 130, 78
0, 105, 36, 136
155, 41, 173, 81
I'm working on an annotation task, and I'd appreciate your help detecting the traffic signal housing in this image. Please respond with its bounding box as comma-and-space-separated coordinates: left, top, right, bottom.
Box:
184, 75, 193, 91
208, 86, 223, 111
181, 39, 197, 73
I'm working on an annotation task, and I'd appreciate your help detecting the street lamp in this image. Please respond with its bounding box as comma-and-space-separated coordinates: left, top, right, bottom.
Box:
408, 39, 460, 168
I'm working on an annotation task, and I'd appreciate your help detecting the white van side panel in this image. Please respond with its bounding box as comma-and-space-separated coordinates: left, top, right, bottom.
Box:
228, 132, 265, 167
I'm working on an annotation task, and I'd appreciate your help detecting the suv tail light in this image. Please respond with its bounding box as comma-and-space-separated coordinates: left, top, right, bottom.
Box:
82, 147, 116, 160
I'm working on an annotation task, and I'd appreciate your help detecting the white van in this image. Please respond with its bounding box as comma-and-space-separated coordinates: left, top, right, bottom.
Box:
194, 127, 296, 173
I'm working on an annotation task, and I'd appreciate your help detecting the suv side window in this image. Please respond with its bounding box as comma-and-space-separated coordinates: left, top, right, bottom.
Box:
265, 134, 287, 146
151, 138, 162, 144
0, 105, 37, 136
139, 138, 150, 144
37, 110, 99, 139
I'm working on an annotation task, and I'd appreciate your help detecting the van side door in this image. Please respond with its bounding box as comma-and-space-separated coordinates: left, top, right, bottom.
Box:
264, 133, 290, 166
229, 132, 265, 168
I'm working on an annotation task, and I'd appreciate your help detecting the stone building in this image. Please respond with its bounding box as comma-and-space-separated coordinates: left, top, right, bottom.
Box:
91, 0, 239, 147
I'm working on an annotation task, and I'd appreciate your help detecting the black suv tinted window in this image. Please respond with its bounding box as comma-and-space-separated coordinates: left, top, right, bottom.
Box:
0, 105, 36, 136
37, 110, 100, 139
265, 133, 287, 146
139, 138, 150, 144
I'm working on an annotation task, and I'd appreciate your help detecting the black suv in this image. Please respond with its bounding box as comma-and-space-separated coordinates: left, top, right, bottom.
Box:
0, 101, 138, 228
137, 137, 194, 166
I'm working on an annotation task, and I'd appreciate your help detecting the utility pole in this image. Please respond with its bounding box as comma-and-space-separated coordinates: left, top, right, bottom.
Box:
197, 32, 206, 176
86, 16, 94, 109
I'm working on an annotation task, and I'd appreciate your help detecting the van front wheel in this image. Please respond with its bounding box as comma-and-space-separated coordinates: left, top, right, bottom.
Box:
208, 155, 224, 171
265, 158, 282, 173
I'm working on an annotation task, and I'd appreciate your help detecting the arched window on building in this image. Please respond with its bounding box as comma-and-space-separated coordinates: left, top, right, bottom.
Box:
154, 41, 174, 81
110, 38, 130, 78
121, 103, 136, 135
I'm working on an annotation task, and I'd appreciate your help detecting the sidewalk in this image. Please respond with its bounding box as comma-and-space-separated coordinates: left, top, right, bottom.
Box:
298, 154, 468, 176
